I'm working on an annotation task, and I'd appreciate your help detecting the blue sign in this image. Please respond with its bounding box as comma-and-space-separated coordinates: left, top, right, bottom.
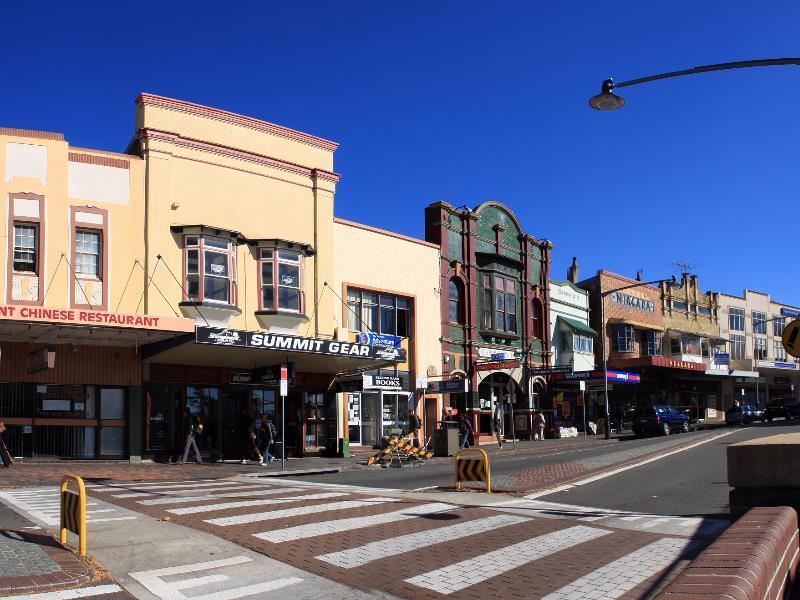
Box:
781, 308, 800, 318
357, 332, 402, 349
714, 353, 730, 366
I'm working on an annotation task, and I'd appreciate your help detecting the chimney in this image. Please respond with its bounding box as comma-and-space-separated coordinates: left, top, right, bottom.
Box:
636, 269, 643, 281
567, 257, 579, 284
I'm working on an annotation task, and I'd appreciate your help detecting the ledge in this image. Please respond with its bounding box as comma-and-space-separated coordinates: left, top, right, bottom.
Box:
179, 301, 242, 315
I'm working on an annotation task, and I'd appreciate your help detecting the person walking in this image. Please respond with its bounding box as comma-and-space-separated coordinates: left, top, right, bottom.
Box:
458, 413, 473, 449
0, 421, 13, 467
534, 410, 546, 441
408, 411, 421, 447
259, 415, 277, 466
493, 411, 504, 449
181, 411, 203, 464
240, 409, 262, 465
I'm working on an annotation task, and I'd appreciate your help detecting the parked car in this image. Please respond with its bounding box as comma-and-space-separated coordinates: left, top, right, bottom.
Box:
744, 405, 765, 422
633, 405, 690, 437
725, 405, 750, 426
764, 398, 800, 421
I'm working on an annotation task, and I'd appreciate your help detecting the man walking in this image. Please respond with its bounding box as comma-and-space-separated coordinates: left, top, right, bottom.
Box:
493, 411, 504, 449
408, 411, 421, 447
0, 421, 13, 467
181, 411, 203, 464
534, 410, 546, 441
240, 409, 262, 464
259, 415, 277, 466
458, 413, 473, 449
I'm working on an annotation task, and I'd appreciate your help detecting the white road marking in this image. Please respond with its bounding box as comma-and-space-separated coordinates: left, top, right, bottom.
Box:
541, 537, 691, 599
167, 492, 347, 515
139, 487, 305, 506
113, 484, 260, 499
256, 502, 457, 543
109, 481, 243, 493
406, 525, 611, 594
0, 489, 133, 526
206, 497, 401, 527
316, 514, 529, 568
1, 585, 123, 599
243, 478, 404, 494
129, 555, 302, 600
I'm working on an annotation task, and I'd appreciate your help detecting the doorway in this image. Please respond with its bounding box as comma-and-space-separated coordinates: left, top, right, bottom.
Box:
221, 388, 248, 459
361, 393, 381, 447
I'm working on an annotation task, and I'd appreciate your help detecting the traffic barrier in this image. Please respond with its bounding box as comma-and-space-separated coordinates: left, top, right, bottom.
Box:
60, 474, 87, 557
454, 448, 491, 493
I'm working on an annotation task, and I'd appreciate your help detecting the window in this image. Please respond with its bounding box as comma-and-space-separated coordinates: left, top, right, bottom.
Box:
448, 279, 464, 324
75, 230, 101, 277
752, 311, 767, 335
730, 334, 745, 359
184, 235, 237, 304
613, 325, 635, 352
560, 331, 569, 352
481, 273, 518, 334
573, 334, 592, 354
729, 307, 745, 331
775, 340, 787, 362
682, 335, 702, 356
697, 305, 712, 316
672, 301, 688, 312
643, 330, 662, 356
13, 224, 38, 273
258, 249, 302, 312
346, 289, 412, 338
774, 317, 786, 336
670, 337, 681, 355
754, 337, 767, 360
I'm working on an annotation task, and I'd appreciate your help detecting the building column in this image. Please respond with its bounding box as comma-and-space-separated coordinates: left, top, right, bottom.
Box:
128, 386, 143, 463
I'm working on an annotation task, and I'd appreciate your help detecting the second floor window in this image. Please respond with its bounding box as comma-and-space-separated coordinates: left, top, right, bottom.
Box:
752, 311, 767, 334
729, 307, 745, 331
347, 289, 411, 338
184, 235, 237, 304
481, 273, 517, 334
642, 330, 662, 356
754, 337, 767, 360
260, 249, 302, 312
448, 279, 464, 324
13, 224, 38, 273
573, 334, 592, 354
613, 325, 635, 352
775, 339, 787, 362
774, 316, 786, 336
730, 334, 745, 359
75, 230, 101, 278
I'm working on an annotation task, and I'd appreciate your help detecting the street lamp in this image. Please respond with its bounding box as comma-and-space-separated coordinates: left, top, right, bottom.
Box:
589, 57, 800, 110
599, 276, 676, 439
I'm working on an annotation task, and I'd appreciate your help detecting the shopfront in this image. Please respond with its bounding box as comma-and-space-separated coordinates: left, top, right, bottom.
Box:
340, 372, 412, 447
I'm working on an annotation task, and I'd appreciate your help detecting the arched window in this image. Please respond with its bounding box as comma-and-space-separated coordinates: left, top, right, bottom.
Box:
532, 298, 544, 340
448, 279, 464, 324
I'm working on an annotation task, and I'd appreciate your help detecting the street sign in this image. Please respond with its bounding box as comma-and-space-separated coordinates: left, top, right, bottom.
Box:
475, 359, 519, 372
529, 366, 573, 376
782, 319, 800, 358
279, 364, 288, 397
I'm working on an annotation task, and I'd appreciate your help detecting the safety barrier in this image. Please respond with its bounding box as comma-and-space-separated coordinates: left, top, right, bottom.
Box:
454, 448, 491, 493
60, 474, 87, 557
366, 434, 433, 466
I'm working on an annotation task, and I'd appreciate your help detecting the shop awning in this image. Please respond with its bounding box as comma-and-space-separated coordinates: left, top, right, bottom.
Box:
557, 315, 596, 336
730, 370, 760, 378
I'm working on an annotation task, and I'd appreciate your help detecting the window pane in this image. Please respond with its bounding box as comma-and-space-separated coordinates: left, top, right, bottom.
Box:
347, 289, 361, 331
13, 224, 36, 273
187, 275, 200, 299
495, 291, 504, 312
204, 251, 228, 276
260, 248, 273, 260
278, 287, 300, 310
261, 261, 273, 286
397, 306, 410, 338
505, 279, 515, 293
482, 289, 492, 329
380, 294, 395, 308
278, 263, 299, 288
449, 299, 459, 323
506, 294, 517, 333
362, 292, 378, 331
495, 310, 506, 331
380, 305, 395, 335
204, 236, 228, 250
277, 250, 300, 262
186, 236, 198, 246
494, 275, 504, 289
262, 286, 275, 310
187, 249, 199, 274
396, 297, 410, 310
204, 276, 229, 302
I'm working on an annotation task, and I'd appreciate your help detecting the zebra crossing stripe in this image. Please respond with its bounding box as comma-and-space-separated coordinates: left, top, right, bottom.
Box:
406, 525, 611, 594
255, 502, 457, 543
167, 492, 347, 515
116, 484, 264, 499
316, 514, 529, 568
139, 487, 305, 505
540, 537, 691, 600
1, 584, 123, 599
205, 497, 401, 526
109, 481, 243, 494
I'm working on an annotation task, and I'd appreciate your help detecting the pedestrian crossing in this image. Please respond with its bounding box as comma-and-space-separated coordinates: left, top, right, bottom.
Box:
79, 477, 710, 599
0, 488, 136, 527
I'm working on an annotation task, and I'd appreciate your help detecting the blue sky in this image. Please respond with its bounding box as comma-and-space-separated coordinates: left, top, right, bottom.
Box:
4, 1, 800, 303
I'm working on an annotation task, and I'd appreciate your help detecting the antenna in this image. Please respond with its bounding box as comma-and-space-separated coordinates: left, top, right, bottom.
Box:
671, 260, 700, 274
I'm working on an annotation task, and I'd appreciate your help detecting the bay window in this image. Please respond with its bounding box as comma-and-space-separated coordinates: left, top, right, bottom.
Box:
259, 248, 303, 312
642, 330, 662, 356
613, 325, 635, 352
573, 333, 592, 354
184, 235, 237, 305
481, 273, 518, 334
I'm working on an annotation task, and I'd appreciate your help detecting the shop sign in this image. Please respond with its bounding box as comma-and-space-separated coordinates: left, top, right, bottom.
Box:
426, 379, 469, 394
336, 374, 405, 392
530, 366, 573, 376
477, 348, 515, 360
775, 377, 792, 385
357, 332, 402, 349
230, 372, 252, 384
252, 363, 296, 386
475, 359, 520, 372
551, 370, 639, 383
0, 304, 194, 332
610, 291, 655, 312
757, 360, 798, 370
781, 308, 800, 318
26, 347, 55, 373
714, 353, 730, 366
195, 326, 406, 362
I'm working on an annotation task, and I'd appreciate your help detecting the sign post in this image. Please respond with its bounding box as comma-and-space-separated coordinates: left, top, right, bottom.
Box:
280, 363, 288, 470
505, 378, 517, 451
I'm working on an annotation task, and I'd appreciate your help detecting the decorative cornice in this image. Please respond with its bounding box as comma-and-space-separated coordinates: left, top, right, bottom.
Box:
68, 152, 130, 170
136, 93, 339, 152
0, 127, 64, 141
138, 128, 340, 183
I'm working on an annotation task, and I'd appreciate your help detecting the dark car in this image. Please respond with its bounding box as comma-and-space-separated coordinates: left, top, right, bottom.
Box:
744, 405, 765, 422
764, 398, 800, 421
633, 405, 691, 437
725, 405, 750, 426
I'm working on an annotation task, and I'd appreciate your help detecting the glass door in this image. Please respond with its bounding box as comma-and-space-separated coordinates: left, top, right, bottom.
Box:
361, 393, 380, 447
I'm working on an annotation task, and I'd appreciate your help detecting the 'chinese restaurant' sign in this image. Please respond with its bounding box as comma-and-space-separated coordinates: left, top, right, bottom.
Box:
0, 305, 195, 332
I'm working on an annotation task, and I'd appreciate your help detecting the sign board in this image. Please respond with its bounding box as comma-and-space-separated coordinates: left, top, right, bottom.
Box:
252, 363, 296, 386
530, 366, 573, 376
781, 308, 800, 318
229, 372, 252, 384
757, 360, 798, 370
550, 370, 640, 383
782, 319, 800, 358
196, 326, 406, 362
713, 353, 730, 366
425, 379, 469, 394
357, 332, 402, 349
26, 347, 55, 374
610, 291, 655, 312
477, 348, 515, 359
475, 359, 520, 372
279, 364, 288, 397
0, 304, 194, 332
336, 374, 405, 392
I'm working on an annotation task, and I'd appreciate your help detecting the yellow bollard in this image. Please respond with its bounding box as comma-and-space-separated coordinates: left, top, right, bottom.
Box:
454, 448, 491, 493
60, 474, 87, 557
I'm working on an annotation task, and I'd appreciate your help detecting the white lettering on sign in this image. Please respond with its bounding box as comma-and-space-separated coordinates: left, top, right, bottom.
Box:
610, 291, 655, 312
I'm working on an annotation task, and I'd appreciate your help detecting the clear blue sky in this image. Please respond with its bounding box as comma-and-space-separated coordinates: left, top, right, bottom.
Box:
4, 2, 800, 303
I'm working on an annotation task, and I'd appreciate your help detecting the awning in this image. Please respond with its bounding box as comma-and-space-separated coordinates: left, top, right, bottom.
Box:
557, 315, 597, 336
730, 370, 759, 378
667, 327, 728, 342
606, 317, 664, 331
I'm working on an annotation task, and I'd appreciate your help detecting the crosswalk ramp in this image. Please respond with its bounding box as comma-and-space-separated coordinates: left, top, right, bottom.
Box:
75, 477, 705, 598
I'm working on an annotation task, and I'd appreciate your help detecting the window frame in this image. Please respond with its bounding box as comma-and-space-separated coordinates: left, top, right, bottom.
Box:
480, 272, 518, 335
70, 206, 108, 310
729, 307, 745, 331
642, 330, 662, 356
12, 222, 38, 275
257, 247, 303, 313
8, 193, 45, 306
753, 336, 767, 361
345, 287, 413, 339
74, 229, 102, 279
573, 333, 593, 354
183, 234, 238, 306
613, 324, 635, 353
775, 339, 788, 362
730, 334, 746, 360
447, 278, 464, 325
752, 311, 767, 335
774, 316, 787, 337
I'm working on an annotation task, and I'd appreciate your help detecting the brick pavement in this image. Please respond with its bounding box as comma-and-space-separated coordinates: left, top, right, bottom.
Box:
76, 476, 706, 599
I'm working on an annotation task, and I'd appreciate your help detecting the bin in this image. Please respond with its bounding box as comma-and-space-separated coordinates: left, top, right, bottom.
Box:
434, 427, 459, 457
339, 438, 350, 458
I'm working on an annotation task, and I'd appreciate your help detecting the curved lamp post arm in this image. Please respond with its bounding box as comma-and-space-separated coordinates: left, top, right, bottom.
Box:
590, 57, 800, 110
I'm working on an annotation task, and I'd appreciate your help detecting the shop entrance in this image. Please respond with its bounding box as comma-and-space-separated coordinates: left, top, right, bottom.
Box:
478, 373, 511, 436
360, 393, 381, 447
221, 388, 249, 460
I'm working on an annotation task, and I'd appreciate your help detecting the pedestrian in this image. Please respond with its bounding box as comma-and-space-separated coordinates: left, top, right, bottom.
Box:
458, 414, 473, 449
493, 411, 504, 449
408, 411, 421, 446
534, 410, 546, 441
259, 415, 278, 466
0, 421, 13, 467
180, 411, 203, 464
240, 408, 262, 465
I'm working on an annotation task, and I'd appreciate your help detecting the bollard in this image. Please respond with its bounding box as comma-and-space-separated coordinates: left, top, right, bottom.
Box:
60, 474, 87, 557
454, 448, 491, 493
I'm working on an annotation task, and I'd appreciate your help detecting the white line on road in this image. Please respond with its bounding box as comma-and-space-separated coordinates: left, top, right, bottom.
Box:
167, 492, 347, 515
205, 497, 401, 526
139, 487, 305, 505
1, 585, 123, 599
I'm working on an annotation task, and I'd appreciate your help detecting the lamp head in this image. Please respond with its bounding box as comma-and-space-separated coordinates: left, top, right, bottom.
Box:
589, 78, 625, 111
